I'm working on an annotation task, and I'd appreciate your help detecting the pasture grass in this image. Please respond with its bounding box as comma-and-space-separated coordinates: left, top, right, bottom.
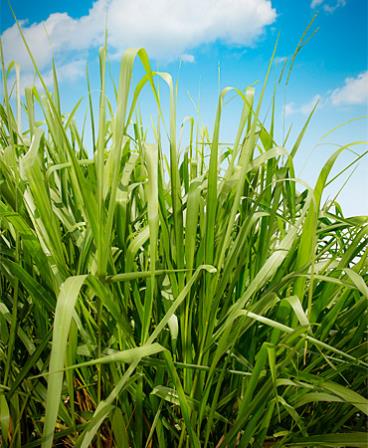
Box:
0, 31, 367, 447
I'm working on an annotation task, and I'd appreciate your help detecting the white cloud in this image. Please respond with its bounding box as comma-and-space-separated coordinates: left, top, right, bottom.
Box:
285, 73, 368, 116
14, 59, 86, 91
323, 0, 346, 13
310, 0, 346, 13
284, 102, 296, 117
107, 0, 276, 60
311, 0, 324, 7
285, 94, 321, 117
56, 59, 86, 81
300, 94, 322, 114
180, 54, 195, 63
274, 56, 288, 65
330, 72, 368, 106
1, 0, 276, 78
1, 1, 107, 71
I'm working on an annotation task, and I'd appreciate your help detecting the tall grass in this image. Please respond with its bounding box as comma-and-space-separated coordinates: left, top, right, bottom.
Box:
0, 33, 367, 447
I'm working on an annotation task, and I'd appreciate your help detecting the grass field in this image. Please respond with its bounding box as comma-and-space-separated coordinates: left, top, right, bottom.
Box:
0, 32, 367, 447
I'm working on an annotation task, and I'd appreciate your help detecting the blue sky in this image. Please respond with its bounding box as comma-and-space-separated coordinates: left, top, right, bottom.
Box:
1, 0, 367, 215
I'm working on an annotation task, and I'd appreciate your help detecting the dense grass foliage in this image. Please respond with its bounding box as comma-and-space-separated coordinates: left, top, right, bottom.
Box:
0, 39, 367, 447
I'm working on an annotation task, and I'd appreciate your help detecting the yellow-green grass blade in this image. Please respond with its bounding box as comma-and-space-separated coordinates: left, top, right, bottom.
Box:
42, 275, 87, 448
288, 432, 368, 447
141, 142, 159, 342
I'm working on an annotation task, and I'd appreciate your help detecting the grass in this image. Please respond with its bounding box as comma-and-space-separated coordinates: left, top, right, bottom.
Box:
0, 29, 367, 447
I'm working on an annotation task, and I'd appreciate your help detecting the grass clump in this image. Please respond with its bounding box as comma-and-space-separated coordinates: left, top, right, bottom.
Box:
0, 37, 367, 447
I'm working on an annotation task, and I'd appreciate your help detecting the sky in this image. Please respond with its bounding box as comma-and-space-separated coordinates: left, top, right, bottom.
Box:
1, 0, 367, 215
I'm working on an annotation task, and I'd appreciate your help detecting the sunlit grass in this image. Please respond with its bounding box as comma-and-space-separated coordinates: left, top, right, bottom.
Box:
0, 31, 367, 447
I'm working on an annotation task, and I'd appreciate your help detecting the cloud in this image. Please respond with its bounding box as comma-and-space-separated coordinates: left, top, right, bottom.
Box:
310, 0, 346, 13
13, 59, 86, 91
311, 0, 324, 7
300, 95, 322, 114
330, 72, 368, 106
285, 94, 321, 116
274, 56, 288, 65
106, 0, 276, 60
1, 0, 276, 78
1, 1, 107, 72
323, 0, 346, 13
284, 102, 296, 117
285, 72, 367, 117
180, 54, 195, 63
